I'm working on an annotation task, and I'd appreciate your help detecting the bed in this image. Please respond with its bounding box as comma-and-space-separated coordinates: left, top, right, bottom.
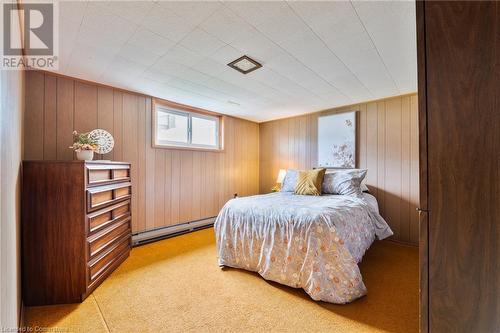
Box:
214, 191, 393, 304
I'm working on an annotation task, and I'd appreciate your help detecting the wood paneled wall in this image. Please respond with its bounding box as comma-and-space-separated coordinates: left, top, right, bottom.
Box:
259, 94, 419, 244
24, 71, 259, 233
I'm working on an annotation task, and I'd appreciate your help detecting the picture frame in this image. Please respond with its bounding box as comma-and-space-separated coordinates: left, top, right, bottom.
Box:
317, 111, 358, 168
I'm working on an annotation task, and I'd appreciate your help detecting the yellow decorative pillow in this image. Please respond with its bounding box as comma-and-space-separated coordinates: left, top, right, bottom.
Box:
294, 169, 326, 195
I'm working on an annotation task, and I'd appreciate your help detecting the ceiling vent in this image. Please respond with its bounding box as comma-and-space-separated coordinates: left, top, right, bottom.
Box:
227, 55, 262, 74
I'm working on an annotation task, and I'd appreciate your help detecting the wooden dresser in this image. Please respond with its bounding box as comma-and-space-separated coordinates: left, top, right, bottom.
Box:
22, 160, 132, 305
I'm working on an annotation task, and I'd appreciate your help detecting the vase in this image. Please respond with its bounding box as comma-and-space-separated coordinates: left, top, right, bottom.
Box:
76, 150, 94, 161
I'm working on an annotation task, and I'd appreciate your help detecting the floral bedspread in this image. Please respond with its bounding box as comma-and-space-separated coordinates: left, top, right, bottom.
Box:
214, 192, 393, 304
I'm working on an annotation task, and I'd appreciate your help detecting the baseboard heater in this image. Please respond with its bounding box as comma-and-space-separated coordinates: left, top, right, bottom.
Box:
132, 217, 216, 246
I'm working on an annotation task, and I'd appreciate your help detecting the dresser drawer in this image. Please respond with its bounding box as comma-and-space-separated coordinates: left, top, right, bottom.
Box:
87, 217, 130, 259
87, 182, 131, 212
86, 164, 130, 187
88, 235, 130, 285
87, 200, 131, 234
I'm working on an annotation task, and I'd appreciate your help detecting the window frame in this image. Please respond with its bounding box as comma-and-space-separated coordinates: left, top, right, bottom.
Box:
152, 99, 224, 151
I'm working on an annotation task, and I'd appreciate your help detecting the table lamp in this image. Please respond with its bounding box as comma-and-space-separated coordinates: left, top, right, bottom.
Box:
272, 169, 287, 192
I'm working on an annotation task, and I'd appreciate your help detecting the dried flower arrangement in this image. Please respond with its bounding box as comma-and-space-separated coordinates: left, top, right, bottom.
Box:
69, 131, 98, 152
331, 142, 355, 168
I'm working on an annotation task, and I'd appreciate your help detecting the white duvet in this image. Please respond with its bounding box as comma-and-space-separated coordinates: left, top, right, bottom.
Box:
214, 192, 393, 304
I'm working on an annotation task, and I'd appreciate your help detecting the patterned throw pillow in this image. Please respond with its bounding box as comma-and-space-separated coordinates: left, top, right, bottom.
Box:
322, 169, 367, 197
280, 169, 298, 192
294, 169, 326, 196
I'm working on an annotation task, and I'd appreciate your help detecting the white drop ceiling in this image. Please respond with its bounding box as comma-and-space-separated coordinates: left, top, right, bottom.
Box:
56, 1, 417, 122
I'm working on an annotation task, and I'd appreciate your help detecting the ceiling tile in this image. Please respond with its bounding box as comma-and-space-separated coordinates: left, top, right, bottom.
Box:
104, 1, 153, 25
191, 58, 240, 83
60, 1, 87, 24
157, 45, 204, 67
165, 77, 230, 102
77, 4, 137, 52
81, 2, 115, 28
230, 33, 285, 64
76, 23, 128, 54
142, 68, 175, 84
180, 28, 226, 57
146, 62, 213, 86
66, 44, 116, 81
208, 45, 243, 66
253, 2, 306, 43
199, 7, 256, 44
250, 67, 319, 101
100, 56, 147, 83
289, 1, 365, 37
157, 1, 221, 27
223, 1, 271, 27
59, 5, 85, 72
118, 43, 160, 67
127, 28, 176, 56
142, 5, 195, 42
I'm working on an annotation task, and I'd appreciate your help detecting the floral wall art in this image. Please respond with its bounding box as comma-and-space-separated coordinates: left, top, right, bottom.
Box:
318, 111, 357, 168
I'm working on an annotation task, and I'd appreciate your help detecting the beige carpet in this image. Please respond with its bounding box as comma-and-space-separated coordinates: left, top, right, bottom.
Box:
25, 228, 418, 332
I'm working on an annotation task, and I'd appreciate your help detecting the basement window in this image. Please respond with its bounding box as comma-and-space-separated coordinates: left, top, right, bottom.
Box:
153, 102, 221, 150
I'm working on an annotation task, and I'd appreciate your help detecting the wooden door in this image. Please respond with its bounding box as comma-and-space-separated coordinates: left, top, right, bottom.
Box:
417, 1, 499, 332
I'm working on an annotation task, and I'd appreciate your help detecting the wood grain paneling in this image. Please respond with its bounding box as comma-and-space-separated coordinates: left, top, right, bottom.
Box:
56, 78, 74, 160
422, 2, 499, 332
259, 94, 419, 245
97, 87, 114, 160
74, 82, 97, 134
24, 71, 44, 160
43, 75, 57, 160
24, 71, 260, 233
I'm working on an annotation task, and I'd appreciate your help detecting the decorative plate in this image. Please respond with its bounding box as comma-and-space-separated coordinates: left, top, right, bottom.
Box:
89, 129, 114, 154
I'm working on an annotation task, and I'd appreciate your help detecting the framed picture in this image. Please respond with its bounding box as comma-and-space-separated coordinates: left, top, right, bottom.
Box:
317, 111, 357, 168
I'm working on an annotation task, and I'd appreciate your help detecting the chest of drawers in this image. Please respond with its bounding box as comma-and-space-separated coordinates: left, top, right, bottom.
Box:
22, 160, 132, 305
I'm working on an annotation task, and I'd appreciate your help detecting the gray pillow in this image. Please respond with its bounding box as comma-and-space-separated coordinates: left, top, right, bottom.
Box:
322, 169, 367, 197
280, 169, 298, 192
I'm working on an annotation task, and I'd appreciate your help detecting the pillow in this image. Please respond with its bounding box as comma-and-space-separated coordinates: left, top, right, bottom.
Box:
360, 182, 370, 193
295, 168, 326, 196
322, 169, 367, 197
280, 169, 298, 192
324, 169, 370, 192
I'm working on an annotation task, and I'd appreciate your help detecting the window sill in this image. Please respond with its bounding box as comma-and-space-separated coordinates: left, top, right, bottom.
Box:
152, 143, 224, 153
